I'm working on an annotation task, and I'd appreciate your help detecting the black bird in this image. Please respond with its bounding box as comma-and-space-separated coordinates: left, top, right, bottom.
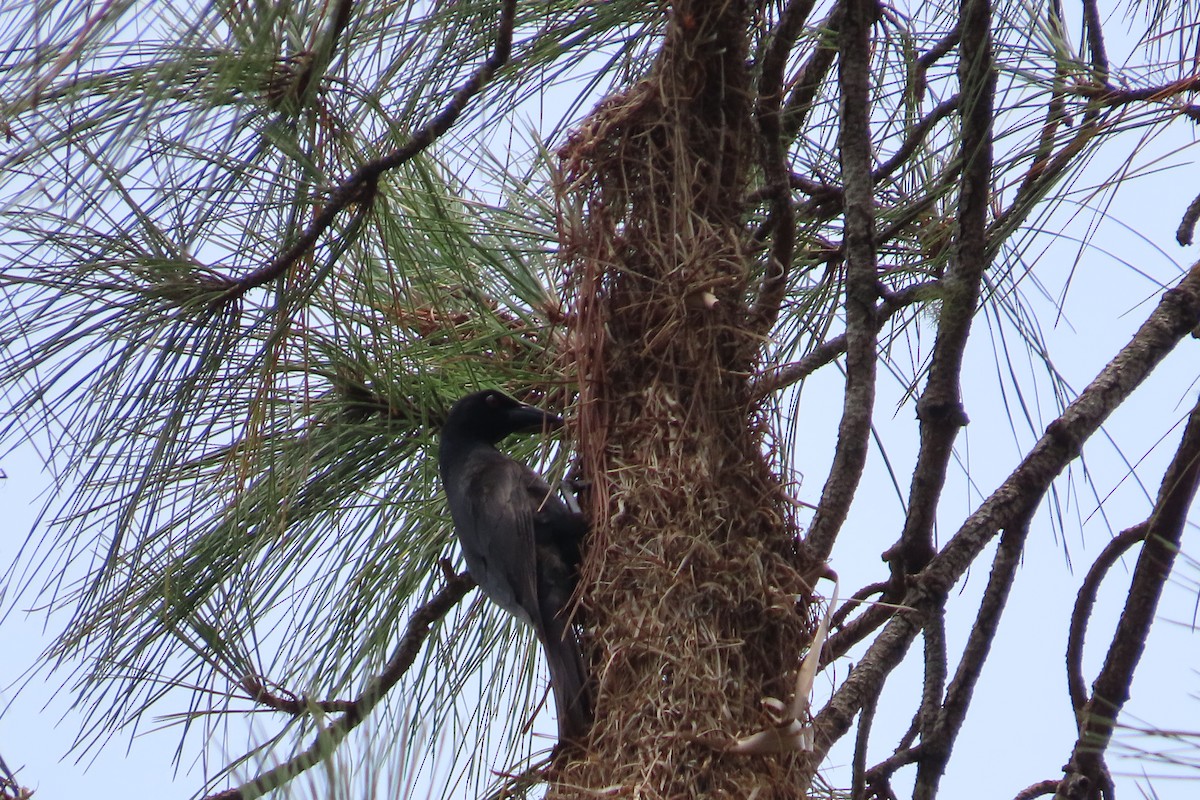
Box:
438, 389, 591, 743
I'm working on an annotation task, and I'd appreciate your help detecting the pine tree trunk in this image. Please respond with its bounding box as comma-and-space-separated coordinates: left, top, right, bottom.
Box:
557, 1, 820, 795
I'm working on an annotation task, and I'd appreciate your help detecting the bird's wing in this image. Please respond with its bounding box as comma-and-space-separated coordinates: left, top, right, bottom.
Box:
452, 449, 592, 741
523, 471, 593, 742
461, 452, 541, 624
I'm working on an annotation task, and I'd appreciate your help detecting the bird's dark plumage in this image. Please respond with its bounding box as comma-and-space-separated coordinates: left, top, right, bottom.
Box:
438, 390, 591, 743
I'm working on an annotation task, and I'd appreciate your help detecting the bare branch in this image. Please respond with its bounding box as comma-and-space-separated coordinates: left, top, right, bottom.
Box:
939, 516, 1028, 733
887, 0, 994, 582
802, 0, 880, 563
829, 580, 889, 631
1058, 393, 1200, 797
865, 742, 923, 794
202, 571, 476, 800
850, 686, 879, 800
914, 514, 1030, 799
910, 26, 960, 104
812, 262, 1200, 764
781, 4, 843, 140
771, 97, 959, 224
1177, 192, 1200, 246
240, 674, 357, 716
1019, 2, 1070, 203
823, 598, 895, 666
873, 96, 960, 187
913, 609, 948, 800
1014, 779, 1062, 800
929, 263, 1200, 594
748, 0, 816, 335
1081, 0, 1109, 87
811, 588, 929, 769
216, 0, 518, 304
1071, 76, 1200, 106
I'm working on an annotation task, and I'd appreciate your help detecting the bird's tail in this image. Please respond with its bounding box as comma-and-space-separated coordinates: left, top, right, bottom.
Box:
541, 619, 592, 746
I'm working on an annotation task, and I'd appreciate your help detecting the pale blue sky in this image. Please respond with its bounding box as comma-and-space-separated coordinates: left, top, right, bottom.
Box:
4, 7, 1200, 800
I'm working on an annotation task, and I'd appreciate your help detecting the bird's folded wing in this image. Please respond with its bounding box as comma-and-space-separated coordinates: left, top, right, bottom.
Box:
466, 456, 540, 622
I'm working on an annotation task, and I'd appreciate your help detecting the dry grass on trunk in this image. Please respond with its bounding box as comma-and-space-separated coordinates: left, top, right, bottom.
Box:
553, 2, 822, 795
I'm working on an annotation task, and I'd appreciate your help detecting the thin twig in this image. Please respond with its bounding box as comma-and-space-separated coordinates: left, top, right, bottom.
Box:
1065, 524, 1146, 717
992, 120, 1099, 244
751, 281, 937, 400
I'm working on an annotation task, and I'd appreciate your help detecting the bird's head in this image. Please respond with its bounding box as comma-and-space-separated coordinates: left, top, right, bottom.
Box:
443, 389, 563, 444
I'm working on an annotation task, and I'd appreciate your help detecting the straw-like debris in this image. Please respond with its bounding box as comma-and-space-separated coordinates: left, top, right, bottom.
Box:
550, 12, 824, 794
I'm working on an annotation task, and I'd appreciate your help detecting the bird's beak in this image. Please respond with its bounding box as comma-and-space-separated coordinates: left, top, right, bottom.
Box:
507, 403, 564, 434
